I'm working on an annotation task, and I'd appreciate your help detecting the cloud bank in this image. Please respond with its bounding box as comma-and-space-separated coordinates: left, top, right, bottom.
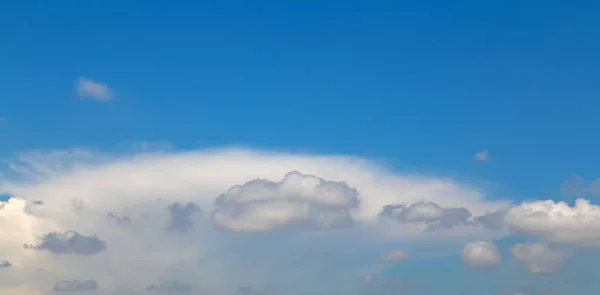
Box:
0, 147, 592, 294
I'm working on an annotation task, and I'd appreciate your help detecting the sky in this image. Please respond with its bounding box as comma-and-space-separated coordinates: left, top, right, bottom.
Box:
0, 1, 600, 294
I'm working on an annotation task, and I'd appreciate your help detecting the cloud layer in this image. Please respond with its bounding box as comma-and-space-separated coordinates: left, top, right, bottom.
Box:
0, 147, 592, 294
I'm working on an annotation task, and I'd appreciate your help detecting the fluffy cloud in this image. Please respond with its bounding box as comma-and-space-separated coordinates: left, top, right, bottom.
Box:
0, 148, 512, 294
510, 243, 566, 274
461, 241, 501, 269
24, 231, 106, 255
212, 171, 359, 232
505, 198, 600, 246
379, 201, 506, 234
380, 201, 473, 231
75, 77, 113, 101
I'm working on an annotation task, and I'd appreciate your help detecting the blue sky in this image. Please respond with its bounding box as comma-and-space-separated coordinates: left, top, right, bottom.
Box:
1, 1, 600, 294
1, 0, 599, 198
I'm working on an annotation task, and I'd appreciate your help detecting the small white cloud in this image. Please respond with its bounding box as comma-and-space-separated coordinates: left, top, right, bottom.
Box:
75, 77, 113, 101
461, 241, 501, 269
510, 243, 565, 274
473, 150, 490, 161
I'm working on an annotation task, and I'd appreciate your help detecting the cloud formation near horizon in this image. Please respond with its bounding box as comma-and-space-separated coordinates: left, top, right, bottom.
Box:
0, 147, 595, 294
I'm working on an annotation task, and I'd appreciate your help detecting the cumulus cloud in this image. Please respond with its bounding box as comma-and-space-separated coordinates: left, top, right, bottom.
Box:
461, 241, 501, 269
0, 147, 511, 294
52, 279, 98, 292
505, 198, 600, 246
473, 151, 490, 161
75, 77, 113, 101
380, 201, 477, 231
24, 231, 106, 255
0, 261, 11, 267
212, 171, 360, 232
510, 243, 566, 274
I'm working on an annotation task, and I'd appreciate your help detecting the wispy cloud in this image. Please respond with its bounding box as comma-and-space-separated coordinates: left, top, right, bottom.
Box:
473, 150, 490, 161
75, 77, 113, 101
560, 173, 600, 197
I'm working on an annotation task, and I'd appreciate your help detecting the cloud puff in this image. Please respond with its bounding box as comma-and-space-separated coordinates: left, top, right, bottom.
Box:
52, 279, 98, 292
24, 231, 106, 255
461, 241, 501, 269
380, 201, 481, 231
0, 261, 11, 267
510, 243, 566, 274
473, 151, 490, 161
505, 198, 600, 246
0, 147, 511, 294
379, 250, 409, 262
75, 77, 113, 101
212, 171, 360, 232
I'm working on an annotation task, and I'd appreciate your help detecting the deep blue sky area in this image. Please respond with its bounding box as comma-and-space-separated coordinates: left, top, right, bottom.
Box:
1, 0, 599, 199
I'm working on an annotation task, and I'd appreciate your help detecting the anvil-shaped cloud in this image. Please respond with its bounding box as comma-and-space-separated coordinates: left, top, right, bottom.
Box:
0, 147, 588, 294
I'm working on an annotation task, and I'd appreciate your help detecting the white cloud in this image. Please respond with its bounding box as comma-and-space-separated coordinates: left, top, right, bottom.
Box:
212, 171, 359, 232
505, 198, 600, 246
0, 147, 511, 294
510, 243, 566, 274
75, 77, 113, 101
473, 150, 490, 161
461, 241, 501, 269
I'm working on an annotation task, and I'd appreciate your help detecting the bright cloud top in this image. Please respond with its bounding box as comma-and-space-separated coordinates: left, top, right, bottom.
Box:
505, 198, 600, 247
75, 77, 113, 101
212, 171, 359, 232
